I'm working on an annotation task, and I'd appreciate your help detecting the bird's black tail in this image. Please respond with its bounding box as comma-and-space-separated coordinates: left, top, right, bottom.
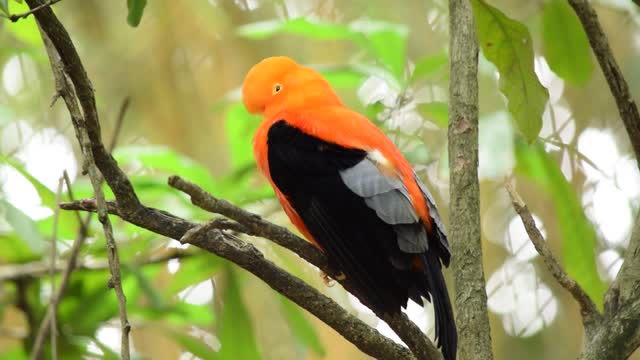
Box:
423, 252, 457, 360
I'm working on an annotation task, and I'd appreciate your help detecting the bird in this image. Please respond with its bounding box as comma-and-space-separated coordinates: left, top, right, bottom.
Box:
242, 56, 457, 360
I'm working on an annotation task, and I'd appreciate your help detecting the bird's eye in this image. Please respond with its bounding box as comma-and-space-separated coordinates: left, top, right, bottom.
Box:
273, 84, 282, 94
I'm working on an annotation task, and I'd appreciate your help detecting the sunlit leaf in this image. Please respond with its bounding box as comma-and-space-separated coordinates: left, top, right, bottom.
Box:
411, 51, 449, 83
0, 345, 28, 360
237, 18, 408, 80
349, 19, 408, 79
126, 0, 147, 27
114, 145, 216, 192
0, 0, 8, 16
471, 0, 549, 142
170, 331, 218, 360
218, 268, 261, 359
515, 140, 606, 308
0, 234, 39, 262
165, 253, 221, 295
320, 67, 367, 89
236, 18, 353, 40
279, 296, 325, 356
3, 2, 42, 46
0, 154, 78, 239
418, 101, 448, 128
542, 0, 593, 85
0, 199, 47, 255
128, 264, 165, 309
89, 338, 120, 360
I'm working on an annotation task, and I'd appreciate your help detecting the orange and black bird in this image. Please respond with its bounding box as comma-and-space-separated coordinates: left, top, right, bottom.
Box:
242, 56, 457, 360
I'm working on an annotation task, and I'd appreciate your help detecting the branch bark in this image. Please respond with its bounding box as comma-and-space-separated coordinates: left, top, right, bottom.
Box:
448, 1, 493, 359
567, 0, 640, 166
566, 1, 640, 358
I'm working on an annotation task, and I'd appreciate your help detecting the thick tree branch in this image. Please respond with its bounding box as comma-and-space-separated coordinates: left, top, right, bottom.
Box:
61, 183, 443, 360
448, 1, 493, 359
505, 181, 601, 333
168, 175, 443, 360
567, 0, 640, 165
60, 198, 416, 359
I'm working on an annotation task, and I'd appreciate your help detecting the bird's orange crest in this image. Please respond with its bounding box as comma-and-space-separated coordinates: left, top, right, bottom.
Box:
242, 56, 342, 119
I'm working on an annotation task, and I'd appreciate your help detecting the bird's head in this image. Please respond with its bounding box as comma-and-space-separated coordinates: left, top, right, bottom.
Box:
242, 56, 341, 116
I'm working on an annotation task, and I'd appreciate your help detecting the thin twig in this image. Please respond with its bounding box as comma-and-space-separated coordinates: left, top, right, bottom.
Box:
568, 0, 640, 165
505, 181, 601, 330
49, 176, 63, 360
29, 7, 131, 356
80, 99, 131, 360
0, 249, 191, 282
109, 97, 130, 153
9, 0, 62, 22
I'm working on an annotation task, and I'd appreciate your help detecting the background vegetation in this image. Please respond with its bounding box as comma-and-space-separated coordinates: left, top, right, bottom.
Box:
0, 0, 639, 359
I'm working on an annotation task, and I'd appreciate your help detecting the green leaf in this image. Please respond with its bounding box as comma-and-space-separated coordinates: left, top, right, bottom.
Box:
0, 345, 28, 360
515, 140, 606, 308
471, 0, 549, 142
319, 68, 367, 89
418, 101, 449, 128
90, 338, 120, 360
0, 234, 39, 262
237, 18, 408, 80
170, 331, 218, 360
165, 253, 221, 295
3, 2, 42, 47
218, 268, 261, 360
542, 0, 593, 85
410, 50, 449, 83
224, 103, 261, 169
0, 0, 8, 16
114, 145, 216, 192
0, 199, 47, 255
236, 18, 353, 40
349, 20, 408, 79
1, 154, 79, 239
279, 296, 325, 356
126, 0, 147, 27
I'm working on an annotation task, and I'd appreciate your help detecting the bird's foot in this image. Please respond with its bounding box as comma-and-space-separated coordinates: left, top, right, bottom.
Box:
320, 271, 346, 287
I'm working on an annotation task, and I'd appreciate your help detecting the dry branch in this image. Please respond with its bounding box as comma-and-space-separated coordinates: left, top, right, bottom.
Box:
567, 0, 640, 165
505, 181, 601, 332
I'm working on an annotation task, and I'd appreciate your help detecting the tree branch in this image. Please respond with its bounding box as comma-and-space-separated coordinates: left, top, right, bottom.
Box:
22, 0, 438, 359
61, 183, 443, 360
60, 198, 417, 359
566, 1, 640, 358
567, 0, 640, 165
448, 1, 493, 359
505, 181, 601, 333
27, 3, 130, 356
0, 249, 192, 283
